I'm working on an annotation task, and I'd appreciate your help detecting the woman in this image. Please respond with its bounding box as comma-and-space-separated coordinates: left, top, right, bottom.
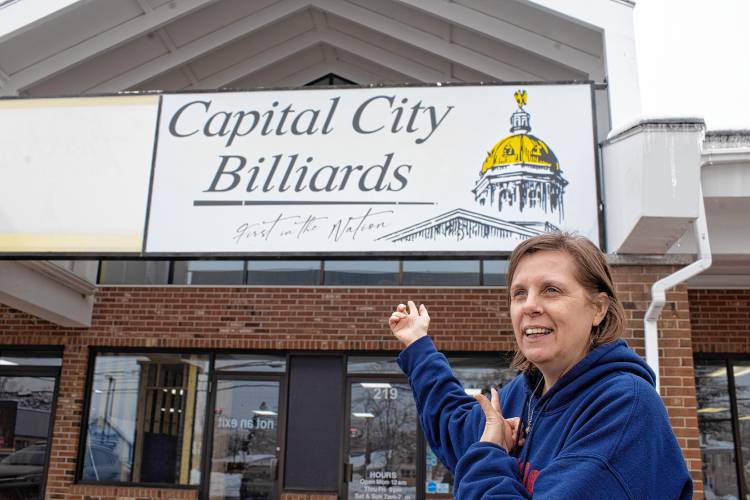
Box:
389, 233, 692, 499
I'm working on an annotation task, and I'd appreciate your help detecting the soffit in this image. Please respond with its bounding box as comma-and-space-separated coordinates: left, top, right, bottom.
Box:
0, 0, 603, 96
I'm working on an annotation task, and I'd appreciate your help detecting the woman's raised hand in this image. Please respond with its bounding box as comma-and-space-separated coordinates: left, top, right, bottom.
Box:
389, 300, 430, 347
475, 387, 521, 452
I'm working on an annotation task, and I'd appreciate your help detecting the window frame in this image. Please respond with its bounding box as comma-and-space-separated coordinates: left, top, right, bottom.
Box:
342, 350, 515, 500
695, 353, 750, 497
96, 257, 509, 287
76, 346, 213, 489
203, 368, 289, 500
0, 345, 63, 500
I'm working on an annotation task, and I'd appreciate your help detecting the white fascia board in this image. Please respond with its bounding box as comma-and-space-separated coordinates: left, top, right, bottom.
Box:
394, 0, 602, 78
0, 0, 87, 44
526, 0, 640, 131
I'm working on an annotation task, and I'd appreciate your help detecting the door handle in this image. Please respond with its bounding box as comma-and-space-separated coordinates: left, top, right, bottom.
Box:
344, 462, 353, 482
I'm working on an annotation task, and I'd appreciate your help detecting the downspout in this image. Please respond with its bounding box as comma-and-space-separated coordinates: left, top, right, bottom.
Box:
644, 176, 712, 394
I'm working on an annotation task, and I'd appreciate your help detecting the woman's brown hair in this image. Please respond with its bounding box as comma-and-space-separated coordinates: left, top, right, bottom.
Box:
506, 232, 625, 372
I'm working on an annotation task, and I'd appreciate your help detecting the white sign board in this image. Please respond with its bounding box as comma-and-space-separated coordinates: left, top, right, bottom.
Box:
0, 95, 158, 254
146, 84, 598, 254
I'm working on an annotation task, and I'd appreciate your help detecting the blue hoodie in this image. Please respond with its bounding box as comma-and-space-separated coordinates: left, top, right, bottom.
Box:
397, 336, 692, 499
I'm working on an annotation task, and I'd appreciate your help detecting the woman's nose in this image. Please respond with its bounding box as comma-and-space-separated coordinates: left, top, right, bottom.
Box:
522, 292, 543, 315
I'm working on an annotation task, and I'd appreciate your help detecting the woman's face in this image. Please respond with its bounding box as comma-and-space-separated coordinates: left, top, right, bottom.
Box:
510, 250, 607, 379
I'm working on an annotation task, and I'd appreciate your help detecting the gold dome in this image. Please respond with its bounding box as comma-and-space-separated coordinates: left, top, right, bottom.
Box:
481, 133, 559, 174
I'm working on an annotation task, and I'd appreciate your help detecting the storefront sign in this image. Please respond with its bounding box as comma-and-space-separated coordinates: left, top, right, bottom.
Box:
0, 84, 599, 256
0, 96, 158, 254
145, 83, 599, 254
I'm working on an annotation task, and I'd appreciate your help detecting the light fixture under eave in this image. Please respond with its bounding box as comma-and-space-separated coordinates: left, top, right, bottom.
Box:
734, 367, 750, 378
0, 359, 18, 366
739, 416, 750, 420
253, 410, 278, 416
697, 407, 729, 413
361, 383, 392, 389
352, 412, 375, 419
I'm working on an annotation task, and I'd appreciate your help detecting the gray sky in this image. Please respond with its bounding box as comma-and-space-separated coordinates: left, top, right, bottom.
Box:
633, 0, 750, 130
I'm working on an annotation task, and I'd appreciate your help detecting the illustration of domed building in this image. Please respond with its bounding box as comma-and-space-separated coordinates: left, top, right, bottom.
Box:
473, 90, 568, 224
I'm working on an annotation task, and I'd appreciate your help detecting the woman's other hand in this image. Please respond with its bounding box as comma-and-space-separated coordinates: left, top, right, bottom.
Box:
475, 387, 520, 452
389, 300, 430, 347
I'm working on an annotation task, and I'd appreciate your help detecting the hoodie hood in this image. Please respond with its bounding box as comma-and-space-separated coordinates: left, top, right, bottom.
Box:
525, 339, 655, 412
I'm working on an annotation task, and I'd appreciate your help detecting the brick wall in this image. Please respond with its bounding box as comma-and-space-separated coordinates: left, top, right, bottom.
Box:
0, 265, 703, 499
689, 289, 750, 353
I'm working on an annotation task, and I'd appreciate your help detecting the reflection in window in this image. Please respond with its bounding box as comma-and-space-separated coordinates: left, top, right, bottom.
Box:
247, 260, 321, 285
734, 364, 750, 498
173, 261, 244, 285
483, 260, 509, 286
402, 261, 480, 286
210, 380, 280, 500
695, 360, 739, 499
99, 261, 169, 285
347, 357, 402, 375
0, 375, 57, 499
349, 382, 417, 500
81, 353, 209, 485
215, 354, 286, 373
325, 261, 399, 286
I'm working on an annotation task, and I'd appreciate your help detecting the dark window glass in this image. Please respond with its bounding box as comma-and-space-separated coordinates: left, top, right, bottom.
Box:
247, 261, 321, 285
172, 261, 244, 285
695, 361, 739, 499
81, 353, 209, 485
483, 260, 509, 286
347, 356, 402, 375
99, 261, 169, 285
402, 260, 480, 286
0, 375, 56, 499
324, 261, 399, 286
215, 355, 286, 373
425, 356, 516, 498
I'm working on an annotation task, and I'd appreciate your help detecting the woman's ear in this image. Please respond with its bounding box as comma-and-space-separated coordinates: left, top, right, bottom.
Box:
592, 293, 609, 326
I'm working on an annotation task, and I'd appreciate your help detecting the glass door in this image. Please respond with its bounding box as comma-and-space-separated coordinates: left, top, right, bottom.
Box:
346, 378, 418, 500
208, 377, 281, 500
0, 370, 59, 500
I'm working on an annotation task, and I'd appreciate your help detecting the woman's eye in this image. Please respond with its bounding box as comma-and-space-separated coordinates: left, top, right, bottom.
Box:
544, 287, 561, 294
512, 289, 526, 298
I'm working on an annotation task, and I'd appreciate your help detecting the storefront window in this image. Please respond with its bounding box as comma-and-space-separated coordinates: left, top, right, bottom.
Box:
424, 355, 517, 498
0, 349, 61, 500
99, 261, 169, 285
81, 353, 209, 485
348, 381, 417, 500
324, 260, 399, 286
172, 261, 244, 285
695, 358, 742, 498
247, 260, 321, 285
402, 261, 480, 286
209, 379, 281, 500
483, 260, 509, 286
346, 354, 515, 499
